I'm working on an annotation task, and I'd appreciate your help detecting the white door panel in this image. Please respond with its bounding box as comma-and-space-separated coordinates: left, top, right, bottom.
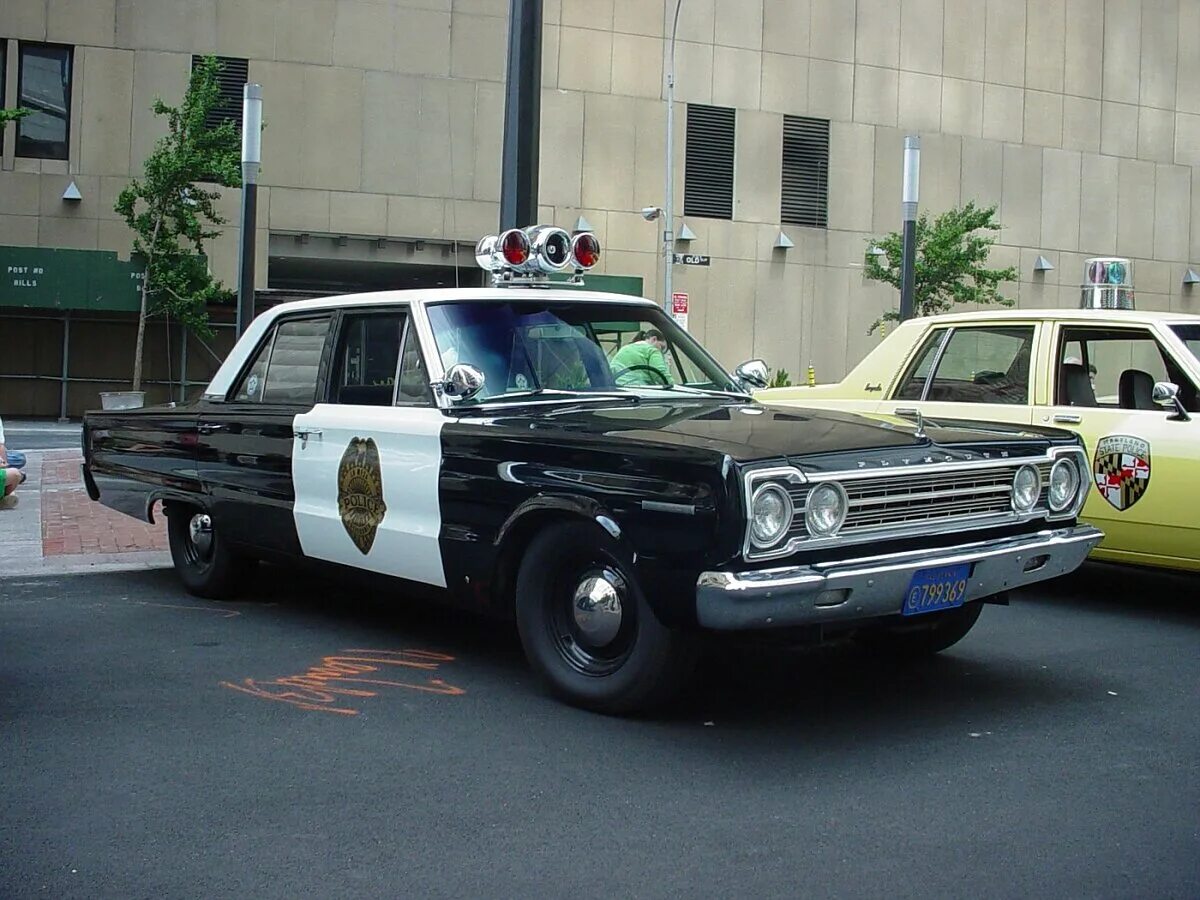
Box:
292, 404, 449, 587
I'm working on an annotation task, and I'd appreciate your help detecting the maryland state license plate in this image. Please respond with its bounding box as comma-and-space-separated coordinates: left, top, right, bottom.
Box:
901, 564, 971, 616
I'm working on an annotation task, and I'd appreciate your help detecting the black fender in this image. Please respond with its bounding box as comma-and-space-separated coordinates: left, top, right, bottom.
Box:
488, 493, 637, 616
148, 489, 211, 524
490, 494, 701, 629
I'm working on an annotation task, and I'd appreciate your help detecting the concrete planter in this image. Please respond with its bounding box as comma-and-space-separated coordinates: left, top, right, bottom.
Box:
99, 391, 146, 410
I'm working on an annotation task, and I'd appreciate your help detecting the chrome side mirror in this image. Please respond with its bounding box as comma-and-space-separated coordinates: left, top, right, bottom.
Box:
442, 364, 486, 402
734, 358, 770, 391
1152, 381, 1191, 421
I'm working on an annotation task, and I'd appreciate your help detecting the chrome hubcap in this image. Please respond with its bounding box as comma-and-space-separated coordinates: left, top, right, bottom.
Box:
188, 513, 214, 561
572, 569, 625, 648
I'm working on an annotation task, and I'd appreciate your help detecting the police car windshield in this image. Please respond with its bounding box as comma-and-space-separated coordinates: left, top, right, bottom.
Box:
1171, 325, 1200, 363
425, 300, 738, 403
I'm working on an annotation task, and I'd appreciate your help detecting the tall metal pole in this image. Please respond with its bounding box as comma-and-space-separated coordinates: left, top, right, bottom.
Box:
236, 83, 262, 338
499, 0, 543, 230
899, 134, 920, 322
663, 0, 683, 310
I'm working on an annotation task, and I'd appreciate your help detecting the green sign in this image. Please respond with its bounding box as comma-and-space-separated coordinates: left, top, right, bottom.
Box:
550, 273, 644, 297
0, 246, 145, 312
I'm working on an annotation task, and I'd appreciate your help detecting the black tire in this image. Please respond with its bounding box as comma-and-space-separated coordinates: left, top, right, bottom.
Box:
166, 505, 252, 600
514, 521, 698, 714
856, 600, 985, 658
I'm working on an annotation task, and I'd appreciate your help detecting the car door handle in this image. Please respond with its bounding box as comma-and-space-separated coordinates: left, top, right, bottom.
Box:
1053, 414, 1082, 424
197, 423, 224, 434
294, 428, 323, 439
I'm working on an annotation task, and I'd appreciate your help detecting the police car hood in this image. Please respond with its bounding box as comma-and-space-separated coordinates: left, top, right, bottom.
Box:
476, 398, 1074, 468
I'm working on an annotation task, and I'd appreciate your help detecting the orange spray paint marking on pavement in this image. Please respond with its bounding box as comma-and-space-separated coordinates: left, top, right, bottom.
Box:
220, 648, 466, 716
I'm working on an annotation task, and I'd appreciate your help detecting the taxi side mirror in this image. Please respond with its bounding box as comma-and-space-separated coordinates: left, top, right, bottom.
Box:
734, 359, 769, 391
1152, 381, 1191, 421
442, 364, 486, 402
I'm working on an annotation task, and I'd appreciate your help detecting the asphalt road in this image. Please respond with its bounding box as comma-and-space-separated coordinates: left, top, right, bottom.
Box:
3, 421, 83, 451
2, 561, 1197, 899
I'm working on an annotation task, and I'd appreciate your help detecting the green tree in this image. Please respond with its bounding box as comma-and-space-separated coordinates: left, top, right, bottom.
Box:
863, 202, 1018, 335
115, 56, 241, 392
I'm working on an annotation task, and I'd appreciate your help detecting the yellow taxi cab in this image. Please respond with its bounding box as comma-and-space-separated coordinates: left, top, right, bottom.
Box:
759, 303, 1200, 572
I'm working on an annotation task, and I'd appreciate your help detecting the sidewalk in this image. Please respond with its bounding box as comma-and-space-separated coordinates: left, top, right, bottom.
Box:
0, 450, 171, 578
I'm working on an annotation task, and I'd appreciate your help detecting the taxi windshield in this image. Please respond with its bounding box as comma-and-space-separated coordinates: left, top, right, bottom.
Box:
425, 300, 738, 403
1171, 324, 1200, 363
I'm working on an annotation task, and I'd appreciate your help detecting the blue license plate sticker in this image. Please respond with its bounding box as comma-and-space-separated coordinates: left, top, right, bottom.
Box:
902, 564, 971, 616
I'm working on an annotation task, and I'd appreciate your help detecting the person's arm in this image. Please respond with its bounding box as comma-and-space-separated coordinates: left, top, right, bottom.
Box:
0, 417, 7, 466
650, 346, 672, 384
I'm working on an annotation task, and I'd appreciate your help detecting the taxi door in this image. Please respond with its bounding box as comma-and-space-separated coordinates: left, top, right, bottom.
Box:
1032, 322, 1200, 568
291, 308, 450, 587
879, 323, 1040, 427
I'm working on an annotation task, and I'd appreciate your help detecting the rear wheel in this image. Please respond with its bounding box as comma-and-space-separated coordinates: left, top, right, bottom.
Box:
514, 521, 697, 714
855, 601, 985, 657
166, 505, 252, 600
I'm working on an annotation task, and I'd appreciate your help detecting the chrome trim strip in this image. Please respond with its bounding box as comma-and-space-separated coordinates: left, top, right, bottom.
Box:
697, 525, 1103, 630
641, 500, 696, 515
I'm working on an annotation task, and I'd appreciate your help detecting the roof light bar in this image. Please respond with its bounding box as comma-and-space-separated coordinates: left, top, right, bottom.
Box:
475, 224, 603, 287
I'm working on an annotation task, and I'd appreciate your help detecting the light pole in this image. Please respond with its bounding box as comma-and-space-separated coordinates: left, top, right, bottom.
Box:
236, 83, 263, 338
899, 134, 920, 322
662, 0, 684, 311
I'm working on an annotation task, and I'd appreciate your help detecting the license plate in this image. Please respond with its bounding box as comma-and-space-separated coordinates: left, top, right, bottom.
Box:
902, 564, 971, 616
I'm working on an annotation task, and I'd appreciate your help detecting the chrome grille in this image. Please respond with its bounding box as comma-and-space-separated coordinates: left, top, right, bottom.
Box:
833, 463, 1052, 533
743, 453, 1086, 562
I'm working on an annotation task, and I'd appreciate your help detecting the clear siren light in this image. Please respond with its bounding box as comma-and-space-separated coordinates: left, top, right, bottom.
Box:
475, 224, 601, 286
1080, 257, 1135, 310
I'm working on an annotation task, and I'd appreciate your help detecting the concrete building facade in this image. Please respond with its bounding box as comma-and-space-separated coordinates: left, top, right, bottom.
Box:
1, 0, 1198, 415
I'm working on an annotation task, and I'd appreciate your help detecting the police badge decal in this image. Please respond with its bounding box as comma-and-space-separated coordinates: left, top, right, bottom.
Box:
337, 437, 387, 554
1093, 434, 1151, 511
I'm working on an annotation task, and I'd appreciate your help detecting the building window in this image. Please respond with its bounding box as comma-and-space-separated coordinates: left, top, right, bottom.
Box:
684, 104, 735, 220
16, 43, 73, 160
781, 115, 829, 229
191, 55, 249, 132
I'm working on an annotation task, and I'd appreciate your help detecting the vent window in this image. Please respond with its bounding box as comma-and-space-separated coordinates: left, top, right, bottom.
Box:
191, 55, 249, 131
781, 115, 829, 229
684, 104, 735, 220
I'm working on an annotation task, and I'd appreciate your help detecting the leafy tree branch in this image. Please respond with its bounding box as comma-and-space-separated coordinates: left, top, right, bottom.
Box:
114, 56, 242, 392
863, 202, 1018, 335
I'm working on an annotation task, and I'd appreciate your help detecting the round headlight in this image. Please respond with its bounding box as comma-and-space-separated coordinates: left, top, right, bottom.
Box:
1011, 464, 1041, 512
1048, 457, 1081, 512
750, 483, 793, 548
805, 482, 848, 537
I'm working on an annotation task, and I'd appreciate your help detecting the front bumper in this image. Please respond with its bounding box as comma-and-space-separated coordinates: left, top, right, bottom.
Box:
695, 525, 1102, 630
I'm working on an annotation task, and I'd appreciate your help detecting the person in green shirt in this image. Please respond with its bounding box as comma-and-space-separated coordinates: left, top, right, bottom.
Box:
610, 329, 672, 386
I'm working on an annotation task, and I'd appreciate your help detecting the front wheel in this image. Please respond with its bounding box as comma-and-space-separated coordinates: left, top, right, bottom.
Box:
166, 505, 252, 600
855, 601, 985, 657
514, 521, 698, 714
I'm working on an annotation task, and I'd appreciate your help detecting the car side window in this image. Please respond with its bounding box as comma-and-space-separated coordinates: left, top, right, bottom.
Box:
894, 330, 948, 400
332, 313, 404, 406
924, 326, 1035, 404
231, 331, 275, 403
252, 317, 332, 405
396, 318, 432, 406
1055, 326, 1195, 411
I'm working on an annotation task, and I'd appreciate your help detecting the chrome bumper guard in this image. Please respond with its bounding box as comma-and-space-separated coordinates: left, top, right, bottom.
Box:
695, 525, 1103, 631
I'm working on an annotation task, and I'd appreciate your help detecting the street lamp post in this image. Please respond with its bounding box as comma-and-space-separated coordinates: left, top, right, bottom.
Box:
236, 83, 263, 338
899, 134, 920, 322
662, 0, 684, 311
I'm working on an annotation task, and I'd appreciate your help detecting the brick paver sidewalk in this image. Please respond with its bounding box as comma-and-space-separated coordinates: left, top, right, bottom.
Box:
39, 451, 168, 556
0, 450, 171, 577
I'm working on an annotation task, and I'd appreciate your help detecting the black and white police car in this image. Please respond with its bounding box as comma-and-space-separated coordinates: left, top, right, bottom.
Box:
83, 225, 1101, 712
